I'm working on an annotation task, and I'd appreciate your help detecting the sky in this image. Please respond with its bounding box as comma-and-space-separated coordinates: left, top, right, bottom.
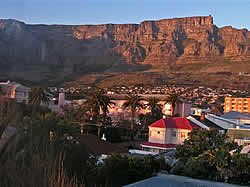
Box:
0, 0, 249, 29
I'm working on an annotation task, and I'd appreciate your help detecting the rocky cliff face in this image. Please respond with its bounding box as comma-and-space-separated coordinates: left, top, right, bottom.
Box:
0, 16, 249, 82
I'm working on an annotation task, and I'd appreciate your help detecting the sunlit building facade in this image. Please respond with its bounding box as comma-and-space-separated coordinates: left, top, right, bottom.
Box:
224, 97, 250, 114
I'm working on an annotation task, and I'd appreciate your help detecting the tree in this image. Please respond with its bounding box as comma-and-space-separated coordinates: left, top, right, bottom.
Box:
0, 110, 92, 187
165, 91, 182, 116
176, 129, 238, 159
30, 87, 49, 106
123, 94, 143, 129
173, 128, 248, 184
81, 88, 114, 123
0, 86, 4, 98
80, 88, 114, 137
139, 97, 163, 128
97, 154, 165, 187
230, 153, 250, 184
145, 97, 162, 115
0, 98, 22, 126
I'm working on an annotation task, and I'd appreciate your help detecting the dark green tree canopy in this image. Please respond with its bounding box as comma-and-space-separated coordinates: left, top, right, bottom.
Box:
176, 128, 239, 159
173, 129, 249, 185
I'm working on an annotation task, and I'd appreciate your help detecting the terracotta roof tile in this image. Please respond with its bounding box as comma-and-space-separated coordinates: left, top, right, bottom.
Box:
149, 117, 193, 130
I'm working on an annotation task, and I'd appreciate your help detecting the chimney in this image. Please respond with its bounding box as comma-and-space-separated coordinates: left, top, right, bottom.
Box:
58, 92, 65, 112
200, 112, 205, 121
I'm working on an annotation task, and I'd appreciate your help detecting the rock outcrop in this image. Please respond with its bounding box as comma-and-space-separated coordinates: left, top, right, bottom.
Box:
0, 16, 249, 82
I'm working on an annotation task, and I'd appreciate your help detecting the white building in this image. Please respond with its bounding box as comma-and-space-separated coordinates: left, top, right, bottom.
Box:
191, 107, 210, 116
140, 117, 201, 153
0, 81, 30, 103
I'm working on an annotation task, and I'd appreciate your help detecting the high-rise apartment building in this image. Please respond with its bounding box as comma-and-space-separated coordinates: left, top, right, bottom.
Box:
224, 97, 250, 114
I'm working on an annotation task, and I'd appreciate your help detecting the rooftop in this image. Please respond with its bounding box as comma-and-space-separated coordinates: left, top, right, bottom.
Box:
192, 115, 224, 130
221, 111, 250, 120
149, 117, 193, 130
0, 81, 30, 92
124, 173, 246, 187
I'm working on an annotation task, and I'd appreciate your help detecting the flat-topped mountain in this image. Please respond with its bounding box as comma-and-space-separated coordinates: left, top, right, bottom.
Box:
0, 16, 249, 88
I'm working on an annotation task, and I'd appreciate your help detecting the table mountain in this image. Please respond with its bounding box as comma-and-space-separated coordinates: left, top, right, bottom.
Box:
0, 16, 249, 85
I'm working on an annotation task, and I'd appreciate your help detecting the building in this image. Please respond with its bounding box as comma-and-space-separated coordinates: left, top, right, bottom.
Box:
124, 173, 242, 187
221, 111, 250, 125
0, 81, 30, 103
140, 117, 201, 153
191, 107, 210, 116
163, 102, 192, 117
224, 97, 250, 114
227, 128, 250, 146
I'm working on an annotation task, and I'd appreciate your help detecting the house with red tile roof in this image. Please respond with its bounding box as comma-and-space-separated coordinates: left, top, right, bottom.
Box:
140, 116, 201, 153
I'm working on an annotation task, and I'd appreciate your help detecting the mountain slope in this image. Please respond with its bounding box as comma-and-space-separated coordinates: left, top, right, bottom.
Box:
0, 16, 249, 87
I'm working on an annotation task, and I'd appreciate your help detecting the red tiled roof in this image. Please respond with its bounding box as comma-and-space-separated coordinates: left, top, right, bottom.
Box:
141, 142, 177, 149
148, 118, 167, 128
149, 117, 193, 130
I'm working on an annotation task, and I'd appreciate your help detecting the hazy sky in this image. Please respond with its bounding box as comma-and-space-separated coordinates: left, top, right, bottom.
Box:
0, 0, 249, 29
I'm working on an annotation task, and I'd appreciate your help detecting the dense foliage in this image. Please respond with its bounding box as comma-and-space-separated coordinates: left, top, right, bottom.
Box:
0, 98, 164, 187
173, 129, 249, 185
1, 88, 249, 186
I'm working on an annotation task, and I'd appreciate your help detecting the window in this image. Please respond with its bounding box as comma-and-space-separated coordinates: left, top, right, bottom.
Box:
149, 130, 152, 137
157, 131, 161, 135
171, 130, 177, 137
180, 132, 185, 138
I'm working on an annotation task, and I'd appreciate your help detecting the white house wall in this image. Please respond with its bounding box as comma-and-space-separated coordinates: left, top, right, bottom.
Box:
148, 127, 166, 144
148, 127, 191, 145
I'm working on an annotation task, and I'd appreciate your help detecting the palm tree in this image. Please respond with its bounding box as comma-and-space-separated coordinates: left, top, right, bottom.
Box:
123, 94, 143, 129
165, 91, 182, 116
145, 97, 163, 118
80, 88, 114, 136
101, 94, 115, 119
145, 97, 162, 114
30, 87, 49, 106
81, 88, 114, 121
